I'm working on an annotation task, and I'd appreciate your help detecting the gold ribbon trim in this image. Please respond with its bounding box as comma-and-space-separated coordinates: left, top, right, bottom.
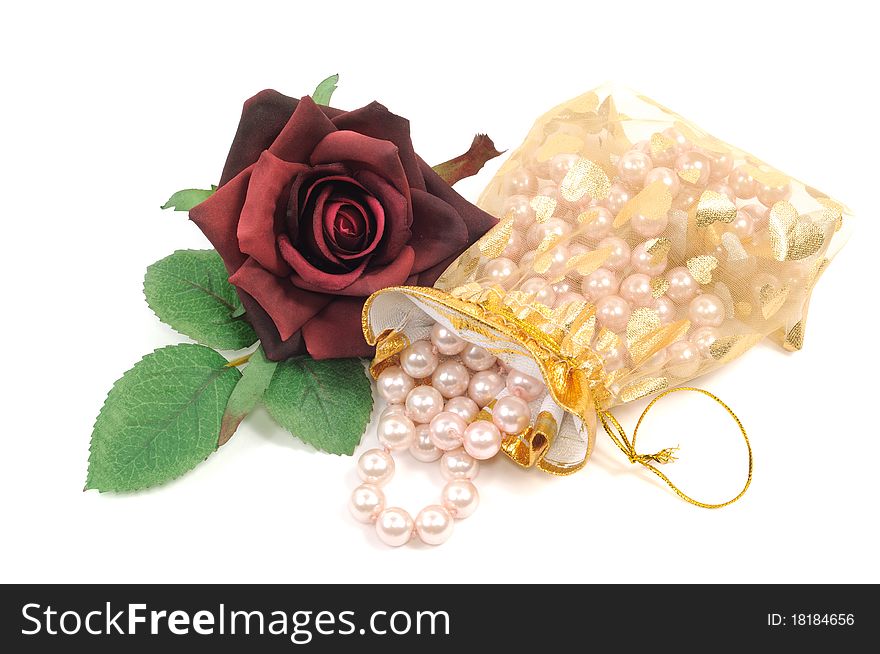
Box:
598, 387, 752, 509
363, 287, 752, 508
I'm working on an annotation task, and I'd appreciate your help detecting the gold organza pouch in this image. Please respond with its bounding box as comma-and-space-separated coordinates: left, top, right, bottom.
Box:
363, 84, 850, 505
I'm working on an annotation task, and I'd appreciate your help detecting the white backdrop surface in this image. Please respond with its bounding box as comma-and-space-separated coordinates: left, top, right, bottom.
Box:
2, 0, 877, 583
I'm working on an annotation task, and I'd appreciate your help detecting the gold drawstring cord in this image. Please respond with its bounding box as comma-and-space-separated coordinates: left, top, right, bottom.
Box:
598, 386, 753, 509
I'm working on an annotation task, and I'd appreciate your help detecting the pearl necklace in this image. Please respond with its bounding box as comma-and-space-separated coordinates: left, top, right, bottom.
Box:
349, 322, 544, 546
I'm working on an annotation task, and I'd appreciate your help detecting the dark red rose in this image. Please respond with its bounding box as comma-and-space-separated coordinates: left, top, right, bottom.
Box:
190, 91, 497, 361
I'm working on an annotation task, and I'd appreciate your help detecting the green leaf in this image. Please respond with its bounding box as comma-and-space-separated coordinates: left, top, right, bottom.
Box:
144, 249, 257, 350
218, 346, 277, 446
160, 187, 216, 211
311, 74, 339, 106
86, 344, 242, 492
263, 356, 372, 455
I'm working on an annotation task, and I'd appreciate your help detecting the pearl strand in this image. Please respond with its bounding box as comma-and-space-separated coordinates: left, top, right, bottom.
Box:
350, 325, 543, 546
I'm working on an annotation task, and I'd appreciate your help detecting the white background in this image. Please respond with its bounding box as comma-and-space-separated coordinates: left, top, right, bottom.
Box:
2, 0, 878, 584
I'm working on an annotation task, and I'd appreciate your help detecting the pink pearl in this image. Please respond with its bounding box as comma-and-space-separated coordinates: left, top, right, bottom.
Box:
430, 323, 465, 355
505, 369, 545, 402
376, 366, 414, 404
442, 480, 479, 519
603, 182, 632, 215
632, 139, 651, 154
431, 360, 470, 399
399, 340, 438, 379
428, 411, 468, 451
444, 396, 479, 422
707, 149, 735, 181
644, 166, 681, 197
543, 244, 570, 279
673, 185, 702, 211
526, 218, 570, 249
357, 448, 395, 485
631, 241, 668, 276
641, 347, 668, 372
619, 273, 655, 307
630, 211, 669, 238
756, 180, 791, 207
601, 341, 628, 372
666, 266, 699, 303
501, 195, 536, 229
380, 403, 407, 420
581, 206, 614, 239
468, 370, 505, 407
350, 484, 385, 523
549, 153, 580, 185
708, 181, 736, 203
503, 169, 537, 197
440, 448, 479, 480
552, 279, 574, 295
410, 424, 443, 462
597, 236, 631, 271
730, 209, 755, 239
492, 395, 531, 434
655, 296, 676, 324
663, 127, 690, 153
570, 243, 590, 259
377, 413, 416, 451
666, 340, 701, 377
675, 151, 712, 187
405, 386, 444, 424
501, 228, 524, 259
554, 290, 586, 308
375, 507, 413, 546
520, 277, 557, 307
461, 344, 496, 372
462, 420, 503, 460
582, 267, 619, 301
617, 150, 653, 188
595, 295, 632, 333
690, 326, 720, 358
740, 203, 769, 231
537, 182, 560, 204
688, 293, 726, 327
483, 257, 518, 288
728, 165, 756, 199
415, 505, 454, 545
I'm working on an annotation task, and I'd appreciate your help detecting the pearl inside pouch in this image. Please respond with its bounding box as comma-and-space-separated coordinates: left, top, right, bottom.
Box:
363, 83, 851, 477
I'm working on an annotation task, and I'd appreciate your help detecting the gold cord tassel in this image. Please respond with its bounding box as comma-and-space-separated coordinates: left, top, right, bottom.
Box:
598, 387, 753, 509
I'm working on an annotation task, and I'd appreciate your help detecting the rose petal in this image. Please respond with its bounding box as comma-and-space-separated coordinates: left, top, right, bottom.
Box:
229, 257, 332, 342
413, 252, 458, 287
300, 183, 344, 268
286, 163, 348, 238
238, 151, 308, 276
290, 245, 415, 297
220, 90, 344, 186
310, 130, 411, 202
302, 297, 375, 360
189, 165, 253, 273
331, 101, 426, 191
269, 95, 338, 164
419, 158, 498, 242
278, 234, 370, 292
325, 200, 368, 252
354, 169, 409, 265
237, 292, 307, 361
408, 188, 469, 274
